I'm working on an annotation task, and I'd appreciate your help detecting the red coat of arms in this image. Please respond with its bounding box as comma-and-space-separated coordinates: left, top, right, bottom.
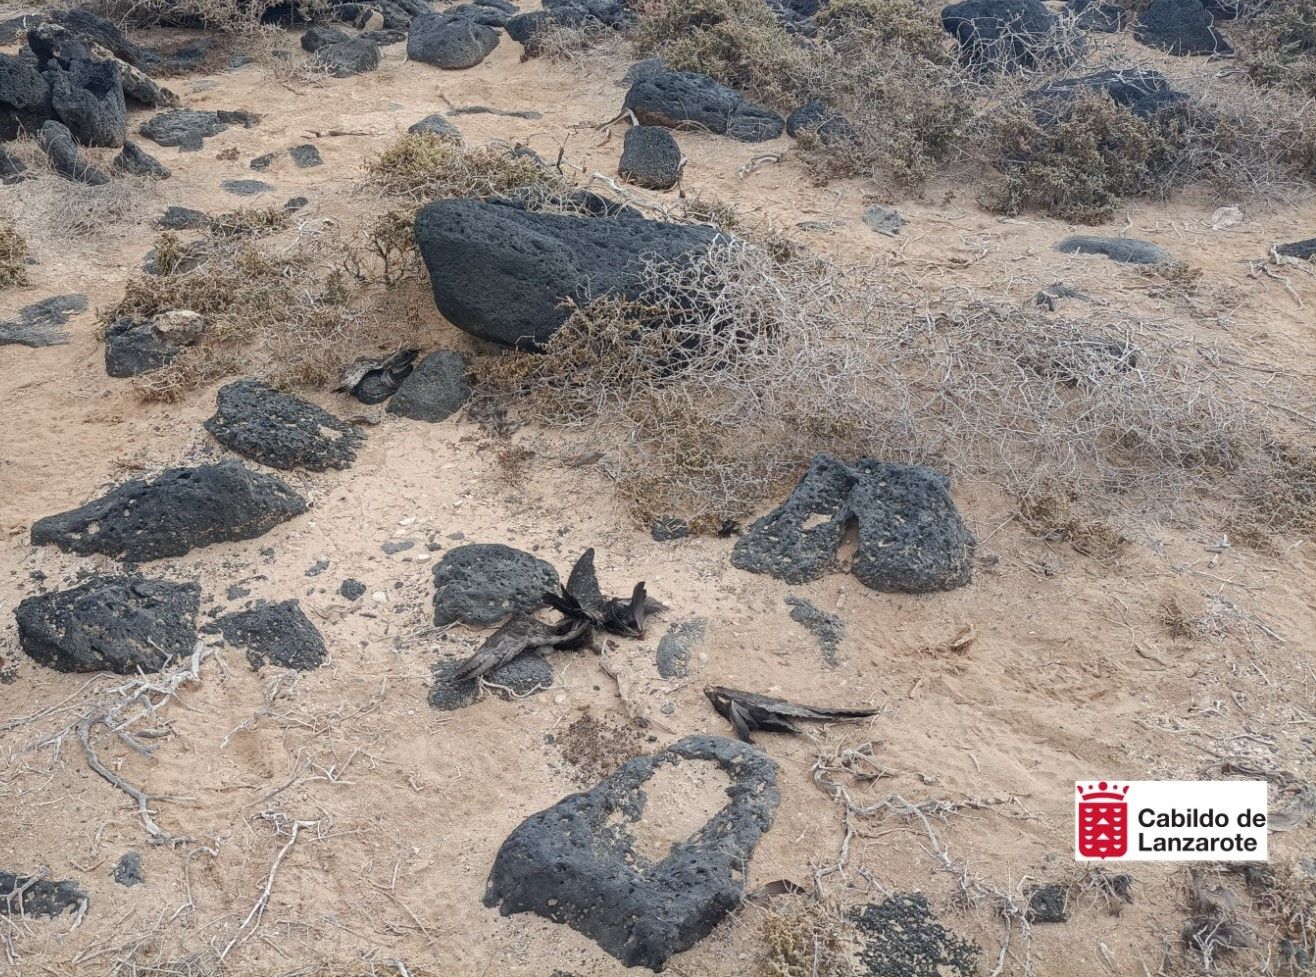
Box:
1076, 782, 1130, 858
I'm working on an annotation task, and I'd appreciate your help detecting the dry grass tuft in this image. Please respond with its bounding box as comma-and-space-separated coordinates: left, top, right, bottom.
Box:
982, 79, 1316, 222
97, 221, 426, 401
0, 217, 29, 290
758, 899, 855, 977
366, 134, 571, 205
208, 205, 292, 239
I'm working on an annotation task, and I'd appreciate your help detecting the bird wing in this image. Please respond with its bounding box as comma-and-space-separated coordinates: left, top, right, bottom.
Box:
726, 698, 756, 743
564, 548, 606, 616
450, 613, 560, 682
766, 701, 881, 721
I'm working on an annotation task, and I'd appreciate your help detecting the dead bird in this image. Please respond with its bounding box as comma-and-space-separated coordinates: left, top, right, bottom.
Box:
450, 612, 591, 682
704, 686, 880, 743
335, 348, 419, 404
544, 548, 665, 638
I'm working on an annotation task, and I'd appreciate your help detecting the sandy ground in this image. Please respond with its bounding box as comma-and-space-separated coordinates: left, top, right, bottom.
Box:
1, 8, 1315, 976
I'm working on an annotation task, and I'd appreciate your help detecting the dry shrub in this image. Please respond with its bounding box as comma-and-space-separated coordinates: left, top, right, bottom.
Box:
1230, 444, 1316, 547
983, 91, 1179, 223
813, 0, 949, 61
982, 74, 1316, 222
366, 134, 571, 204
759, 899, 855, 977
632, 0, 967, 187
520, 20, 615, 60
97, 222, 421, 400
0, 217, 29, 290
794, 42, 971, 188
208, 205, 292, 239
475, 238, 1291, 532
1016, 476, 1128, 556
632, 0, 814, 104
341, 209, 423, 286
1238, 0, 1316, 97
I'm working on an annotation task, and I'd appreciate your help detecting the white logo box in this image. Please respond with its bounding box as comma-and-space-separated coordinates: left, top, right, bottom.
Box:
1075, 780, 1268, 862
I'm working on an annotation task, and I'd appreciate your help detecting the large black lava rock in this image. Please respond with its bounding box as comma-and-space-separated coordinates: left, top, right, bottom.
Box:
941, 0, 1060, 70
205, 379, 363, 471
414, 198, 718, 349
31, 460, 306, 562
1278, 237, 1316, 261
731, 455, 976, 593
486, 735, 780, 970
431, 542, 561, 626
47, 57, 127, 147
0, 52, 52, 139
15, 576, 200, 674
314, 36, 381, 77
407, 10, 500, 69
1056, 234, 1171, 264
1134, 0, 1232, 55
622, 70, 784, 142
207, 599, 326, 671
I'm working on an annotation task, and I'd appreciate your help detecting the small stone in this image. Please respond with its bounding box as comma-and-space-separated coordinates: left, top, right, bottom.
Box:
408, 112, 462, 141
289, 143, 322, 168
619, 125, 682, 191
386, 349, 472, 422
222, 179, 274, 197
112, 140, 170, 179
431, 543, 561, 627
112, 852, 144, 887
205, 379, 363, 472
1026, 883, 1069, 923
649, 517, 689, 542
656, 619, 705, 679
339, 578, 367, 600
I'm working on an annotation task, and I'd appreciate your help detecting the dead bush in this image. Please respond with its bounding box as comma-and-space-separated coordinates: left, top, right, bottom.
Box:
794, 41, 972, 188
758, 899, 855, 977
0, 217, 29, 290
1237, 0, 1316, 97
813, 0, 950, 62
97, 221, 426, 401
366, 134, 572, 205
632, 0, 814, 104
982, 91, 1178, 223
1230, 444, 1316, 547
982, 77, 1316, 221
208, 205, 292, 239
475, 238, 1288, 532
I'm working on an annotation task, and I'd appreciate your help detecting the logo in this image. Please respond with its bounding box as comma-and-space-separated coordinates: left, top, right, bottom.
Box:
1074, 780, 1268, 862
1076, 781, 1129, 859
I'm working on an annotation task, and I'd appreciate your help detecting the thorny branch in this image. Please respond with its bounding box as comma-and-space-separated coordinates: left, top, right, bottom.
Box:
810, 741, 1034, 977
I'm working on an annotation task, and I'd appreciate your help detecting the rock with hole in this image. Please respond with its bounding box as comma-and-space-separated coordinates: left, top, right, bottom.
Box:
485, 734, 779, 970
